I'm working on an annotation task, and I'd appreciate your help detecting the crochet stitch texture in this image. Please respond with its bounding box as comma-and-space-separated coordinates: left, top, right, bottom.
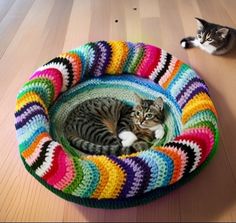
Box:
15, 41, 219, 209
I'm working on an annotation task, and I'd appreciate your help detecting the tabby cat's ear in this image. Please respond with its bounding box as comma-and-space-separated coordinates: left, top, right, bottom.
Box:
216, 27, 229, 39
134, 93, 143, 104
154, 97, 164, 111
195, 17, 207, 30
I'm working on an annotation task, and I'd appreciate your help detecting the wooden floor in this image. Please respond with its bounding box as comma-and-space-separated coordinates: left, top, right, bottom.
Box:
0, 0, 236, 222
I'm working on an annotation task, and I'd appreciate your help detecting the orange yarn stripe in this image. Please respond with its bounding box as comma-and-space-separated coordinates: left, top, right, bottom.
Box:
162, 60, 183, 89
21, 132, 50, 158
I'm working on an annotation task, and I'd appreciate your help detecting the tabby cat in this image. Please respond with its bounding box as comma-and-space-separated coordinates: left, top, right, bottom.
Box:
180, 18, 236, 55
64, 94, 165, 156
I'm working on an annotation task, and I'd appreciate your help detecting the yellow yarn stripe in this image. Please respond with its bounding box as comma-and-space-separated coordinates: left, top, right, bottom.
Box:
93, 156, 126, 199
182, 92, 217, 124
85, 156, 108, 199
106, 41, 128, 74
16, 92, 48, 115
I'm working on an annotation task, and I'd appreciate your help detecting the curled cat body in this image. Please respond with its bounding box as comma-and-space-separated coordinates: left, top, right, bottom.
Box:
64, 94, 165, 156
180, 18, 236, 55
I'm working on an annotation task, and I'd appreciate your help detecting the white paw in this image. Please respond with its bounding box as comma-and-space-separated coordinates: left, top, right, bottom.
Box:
154, 125, 165, 139
118, 131, 137, 147
181, 41, 186, 48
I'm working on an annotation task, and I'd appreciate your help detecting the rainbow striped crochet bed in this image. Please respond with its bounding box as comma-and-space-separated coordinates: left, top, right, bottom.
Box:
15, 41, 219, 209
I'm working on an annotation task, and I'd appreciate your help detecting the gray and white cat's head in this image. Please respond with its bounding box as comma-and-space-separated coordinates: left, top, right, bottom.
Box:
195, 17, 233, 54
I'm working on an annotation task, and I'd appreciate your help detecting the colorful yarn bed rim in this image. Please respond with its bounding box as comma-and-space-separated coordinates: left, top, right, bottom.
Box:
15, 41, 219, 209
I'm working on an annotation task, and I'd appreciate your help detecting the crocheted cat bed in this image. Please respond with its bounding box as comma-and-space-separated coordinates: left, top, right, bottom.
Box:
15, 41, 219, 209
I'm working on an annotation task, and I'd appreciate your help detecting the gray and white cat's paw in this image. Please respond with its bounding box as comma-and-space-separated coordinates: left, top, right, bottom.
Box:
118, 131, 137, 147
180, 37, 196, 49
154, 125, 165, 140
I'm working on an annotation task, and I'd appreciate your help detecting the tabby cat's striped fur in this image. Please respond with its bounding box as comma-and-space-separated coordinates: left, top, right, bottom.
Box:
64, 95, 165, 155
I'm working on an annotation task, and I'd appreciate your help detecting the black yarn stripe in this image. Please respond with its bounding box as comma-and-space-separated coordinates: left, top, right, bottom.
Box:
89, 43, 100, 74
15, 109, 48, 130
165, 141, 196, 175
154, 53, 172, 83
31, 140, 52, 171
15, 102, 45, 117
45, 57, 73, 88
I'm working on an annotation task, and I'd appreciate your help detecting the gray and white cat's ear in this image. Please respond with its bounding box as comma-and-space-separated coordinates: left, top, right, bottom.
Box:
195, 17, 207, 30
216, 27, 229, 39
154, 97, 164, 110
134, 93, 143, 104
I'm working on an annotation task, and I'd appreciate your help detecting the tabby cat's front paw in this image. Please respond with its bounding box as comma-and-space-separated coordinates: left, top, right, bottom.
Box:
155, 125, 165, 139
118, 131, 137, 147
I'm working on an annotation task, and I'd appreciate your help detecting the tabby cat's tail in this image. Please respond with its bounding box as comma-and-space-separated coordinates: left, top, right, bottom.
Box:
67, 135, 123, 156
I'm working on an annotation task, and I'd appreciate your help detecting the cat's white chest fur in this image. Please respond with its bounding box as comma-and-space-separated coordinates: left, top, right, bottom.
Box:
200, 42, 217, 54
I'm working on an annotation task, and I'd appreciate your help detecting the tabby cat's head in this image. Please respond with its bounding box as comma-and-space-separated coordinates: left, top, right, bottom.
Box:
132, 94, 164, 129
195, 17, 230, 48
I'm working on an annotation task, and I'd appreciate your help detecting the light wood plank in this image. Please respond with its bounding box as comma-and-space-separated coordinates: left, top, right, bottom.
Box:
139, 0, 160, 18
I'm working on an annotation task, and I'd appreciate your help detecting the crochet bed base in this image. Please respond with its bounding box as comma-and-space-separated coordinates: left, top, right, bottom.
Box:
15, 41, 219, 209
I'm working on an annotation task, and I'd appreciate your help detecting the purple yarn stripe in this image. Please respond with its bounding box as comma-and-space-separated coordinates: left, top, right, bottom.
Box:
108, 156, 135, 198
122, 158, 144, 197
131, 157, 151, 195
15, 109, 48, 129
178, 81, 209, 107
180, 86, 209, 109
122, 156, 151, 197
176, 77, 208, 101
94, 41, 112, 76
15, 102, 46, 117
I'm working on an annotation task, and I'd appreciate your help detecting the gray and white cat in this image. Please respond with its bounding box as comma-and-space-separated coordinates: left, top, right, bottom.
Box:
64, 94, 165, 156
180, 18, 236, 55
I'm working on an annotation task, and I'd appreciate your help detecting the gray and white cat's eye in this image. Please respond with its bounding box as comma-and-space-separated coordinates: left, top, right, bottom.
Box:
197, 33, 202, 39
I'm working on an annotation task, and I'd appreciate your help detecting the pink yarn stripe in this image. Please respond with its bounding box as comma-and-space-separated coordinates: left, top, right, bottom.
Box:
136, 45, 160, 78
54, 156, 75, 190
181, 127, 214, 164
30, 68, 63, 99
47, 149, 67, 186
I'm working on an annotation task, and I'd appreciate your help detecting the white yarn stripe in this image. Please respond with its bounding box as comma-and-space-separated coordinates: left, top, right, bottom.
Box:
175, 139, 202, 172
26, 136, 51, 165
159, 57, 177, 86
150, 50, 167, 81
35, 141, 58, 177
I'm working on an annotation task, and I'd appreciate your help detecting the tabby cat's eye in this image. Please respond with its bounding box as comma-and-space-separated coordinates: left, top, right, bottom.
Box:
135, 111, 141, 116
207, 37, 212, 41
146, 113, 154, 119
